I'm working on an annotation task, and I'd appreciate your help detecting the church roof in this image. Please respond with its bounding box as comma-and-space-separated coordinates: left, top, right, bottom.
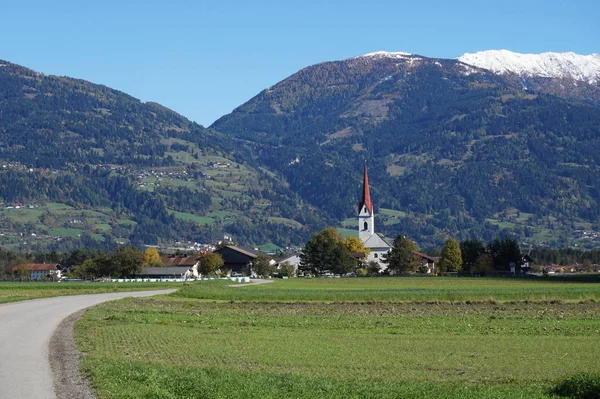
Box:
363, 233, 392, 249
358, 162, 373, 213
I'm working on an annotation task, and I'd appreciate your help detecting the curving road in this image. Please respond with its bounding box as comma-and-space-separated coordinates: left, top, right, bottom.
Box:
0, 289, 175, 399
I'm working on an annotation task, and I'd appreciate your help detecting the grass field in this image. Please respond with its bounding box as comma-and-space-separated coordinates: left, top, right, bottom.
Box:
74, 277, 600, 398
0, 282, 182, 304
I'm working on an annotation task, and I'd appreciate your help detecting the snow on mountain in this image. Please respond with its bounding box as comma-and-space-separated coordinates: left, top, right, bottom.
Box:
355, 51, 414, 60
458, 50, 600, 84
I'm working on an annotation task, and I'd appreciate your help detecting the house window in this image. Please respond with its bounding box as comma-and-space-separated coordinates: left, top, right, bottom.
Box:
374, 253, 378, 258
364, 222, 368, 230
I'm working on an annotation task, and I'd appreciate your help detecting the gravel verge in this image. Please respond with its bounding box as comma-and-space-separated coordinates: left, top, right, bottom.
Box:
50, 309, 96, 399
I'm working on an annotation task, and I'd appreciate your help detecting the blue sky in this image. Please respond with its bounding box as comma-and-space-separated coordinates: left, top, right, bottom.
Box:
1, 0, 597, 126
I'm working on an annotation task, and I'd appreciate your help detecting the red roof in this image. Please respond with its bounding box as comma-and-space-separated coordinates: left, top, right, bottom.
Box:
11, 263, 59, 272
358, 162, 373, 213
160, 256, 199, 266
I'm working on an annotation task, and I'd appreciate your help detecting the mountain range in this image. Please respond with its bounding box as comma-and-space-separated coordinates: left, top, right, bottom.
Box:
1, 50, 600, 251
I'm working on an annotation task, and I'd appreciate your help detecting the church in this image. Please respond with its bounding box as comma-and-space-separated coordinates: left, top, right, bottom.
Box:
357, 163, 393, 270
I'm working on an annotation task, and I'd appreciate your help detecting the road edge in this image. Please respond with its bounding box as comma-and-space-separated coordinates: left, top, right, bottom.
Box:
50, 308, 96, 399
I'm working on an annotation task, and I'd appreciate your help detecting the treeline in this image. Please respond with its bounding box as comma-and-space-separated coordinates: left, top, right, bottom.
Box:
530, 248, 600, 266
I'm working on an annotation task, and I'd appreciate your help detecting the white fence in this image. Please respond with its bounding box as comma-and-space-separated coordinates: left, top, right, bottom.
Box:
110, 277, 251, 283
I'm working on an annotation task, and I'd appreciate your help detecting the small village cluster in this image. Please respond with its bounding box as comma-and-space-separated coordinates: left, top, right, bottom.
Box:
11, 164, 598, 282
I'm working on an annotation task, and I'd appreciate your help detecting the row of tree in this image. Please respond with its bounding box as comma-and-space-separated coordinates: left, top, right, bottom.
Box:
382, 236, 524, 274
300, 227, 526, 275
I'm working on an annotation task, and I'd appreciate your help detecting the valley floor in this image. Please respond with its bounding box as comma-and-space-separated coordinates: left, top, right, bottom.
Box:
75, 278, 600, 398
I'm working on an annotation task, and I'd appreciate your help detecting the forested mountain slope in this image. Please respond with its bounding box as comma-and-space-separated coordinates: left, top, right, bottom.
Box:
212, 52, 600, 248
0, 59, 326, 252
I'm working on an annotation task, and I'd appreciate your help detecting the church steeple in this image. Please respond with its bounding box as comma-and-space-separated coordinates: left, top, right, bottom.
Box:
358, 162, 375, 241
358, 162, 373, 214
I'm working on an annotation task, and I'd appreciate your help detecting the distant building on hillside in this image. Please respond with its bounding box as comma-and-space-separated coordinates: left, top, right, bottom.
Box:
357, 163, 392, 270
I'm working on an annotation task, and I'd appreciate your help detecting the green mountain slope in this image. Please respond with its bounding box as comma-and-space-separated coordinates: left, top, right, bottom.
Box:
212, 53, 600, 248
0, 59, 327, 251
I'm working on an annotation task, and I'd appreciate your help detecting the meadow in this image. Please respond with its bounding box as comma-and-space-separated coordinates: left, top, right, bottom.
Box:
74, 277, 600, 398
0, 281, 182, 304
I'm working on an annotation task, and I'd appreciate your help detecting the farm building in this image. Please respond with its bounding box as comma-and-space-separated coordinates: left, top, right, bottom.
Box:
12, 263, 62, 280
213, 245, 258, 275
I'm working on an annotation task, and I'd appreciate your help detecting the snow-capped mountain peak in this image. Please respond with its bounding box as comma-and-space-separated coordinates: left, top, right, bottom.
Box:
458, 50, 600, 84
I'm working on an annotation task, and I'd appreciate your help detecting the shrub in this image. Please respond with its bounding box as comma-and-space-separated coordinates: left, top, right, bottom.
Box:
550, 373, 600, 399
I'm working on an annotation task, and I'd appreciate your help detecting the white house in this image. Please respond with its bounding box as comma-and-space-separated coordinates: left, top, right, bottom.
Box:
277, 254, 301, 275
12, 263, 62, 280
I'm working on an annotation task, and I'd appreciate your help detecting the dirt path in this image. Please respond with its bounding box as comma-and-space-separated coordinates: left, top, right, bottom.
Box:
0, 289, 175, 399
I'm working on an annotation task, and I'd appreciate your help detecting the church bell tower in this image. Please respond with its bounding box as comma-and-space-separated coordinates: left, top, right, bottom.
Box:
358, 162, 375, 242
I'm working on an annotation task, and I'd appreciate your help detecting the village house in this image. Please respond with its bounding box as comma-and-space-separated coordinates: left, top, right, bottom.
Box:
412, 251, 439, 274
12, 263, 62, 280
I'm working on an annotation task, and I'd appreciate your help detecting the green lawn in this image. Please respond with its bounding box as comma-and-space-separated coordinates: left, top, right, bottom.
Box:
75, 278, 600, 398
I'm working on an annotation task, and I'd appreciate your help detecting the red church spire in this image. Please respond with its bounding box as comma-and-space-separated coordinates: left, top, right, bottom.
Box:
359, 162, 373, 213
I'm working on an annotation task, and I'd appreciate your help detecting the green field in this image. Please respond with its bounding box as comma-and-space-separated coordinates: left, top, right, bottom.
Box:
0, 282, 182, 304
75, 277, 600, 398
336, 227, 358, 237
169, 210, 216, 225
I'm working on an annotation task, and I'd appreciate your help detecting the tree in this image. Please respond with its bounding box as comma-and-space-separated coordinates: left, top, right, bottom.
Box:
143, 247, 162, 267
460, 239, 486, 274
487, 238, 522, 273
199, 252, 224, 276
474, 254, 494, 275
16, 265, 29, 280
252, 255, 274, 277
300, 227, 355, 275
366, 260, 381, 275
279, 262, 296, 278
382, 235, 419, 273
113, 246, 144, 278
343, 236, 370, 256
438, 238, 463, 272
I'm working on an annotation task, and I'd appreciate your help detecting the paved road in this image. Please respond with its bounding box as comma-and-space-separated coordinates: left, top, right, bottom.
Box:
0, 290, 175, 399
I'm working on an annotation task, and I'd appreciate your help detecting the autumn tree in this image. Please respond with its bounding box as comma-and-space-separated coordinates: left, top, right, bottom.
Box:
199, 252, 224, 276
343, 236, 370, 256
382, 235, 419, 273
143, 247, 162, 267
438, 238, 463, 272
